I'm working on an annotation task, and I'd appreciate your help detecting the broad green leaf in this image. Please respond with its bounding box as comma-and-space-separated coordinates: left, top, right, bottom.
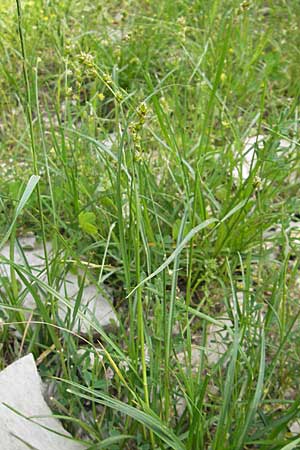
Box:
79, 211, 98, 235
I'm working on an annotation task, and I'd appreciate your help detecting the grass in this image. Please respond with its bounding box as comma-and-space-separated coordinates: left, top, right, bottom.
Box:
1, 0, 300, 448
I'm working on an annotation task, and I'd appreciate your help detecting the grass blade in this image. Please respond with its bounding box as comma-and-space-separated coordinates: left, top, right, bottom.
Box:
0, 175, 40, 250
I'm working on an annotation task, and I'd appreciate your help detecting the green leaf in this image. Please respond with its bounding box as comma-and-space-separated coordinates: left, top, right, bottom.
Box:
235, 331, 265, 449
60, 379, 186, 450
85, 435, 133, 449
127, 217, 218, 297
79, 211, 98, 236
172, 219, 191, 241
8, 179, 22, 200
0, 175, 40, 250
281, 438, 300, 450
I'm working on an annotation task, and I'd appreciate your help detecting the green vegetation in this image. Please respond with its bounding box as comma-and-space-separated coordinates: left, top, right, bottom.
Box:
1, 0, 300, 448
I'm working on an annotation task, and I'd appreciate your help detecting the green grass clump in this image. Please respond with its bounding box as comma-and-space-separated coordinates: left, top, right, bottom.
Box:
1, 0, 300, 448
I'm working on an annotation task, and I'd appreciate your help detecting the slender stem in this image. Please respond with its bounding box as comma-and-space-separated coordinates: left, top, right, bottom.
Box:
15, 0, 50, 282
15, 0, 67, 372
135, 162, 155, 449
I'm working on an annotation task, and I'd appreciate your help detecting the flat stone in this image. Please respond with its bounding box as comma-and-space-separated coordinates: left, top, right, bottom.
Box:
233, 135, 293, 182
289, 420, 300, 436
233, 135, 264, 181
0, 238, 118, 333
18, 232, 37, 250
0, 354, 84, 450
176, 346, 201, 374
58, 271, 118, 332
101, 132, 117, 150
176, 316, 232, 373
289, 221, 300, 246
206, 321, 231, 365
175, 332, 228, 418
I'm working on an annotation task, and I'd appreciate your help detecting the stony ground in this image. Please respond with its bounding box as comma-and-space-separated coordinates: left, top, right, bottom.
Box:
1, 1, 300, 449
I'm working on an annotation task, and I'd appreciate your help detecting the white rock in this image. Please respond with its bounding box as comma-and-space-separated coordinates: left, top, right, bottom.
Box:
288, 221, 300, 246
278, 138, 291, 149
0, 238, 118, 333
262, 225, 282, 260
176, 346, 201, 374
233, 135, 264, 181
0, 239, 52, 276
206, 321, 231, 365
0, 354, 84, 450
290, 420, 300, 436
101, 132, 117, 150
176, 319, 231, 371
58, 271, 118, 332
174, 349, 201, 418
174, 393, 187, 418
175, 332, 229, 418
233, 135, 293, 182
18, 232, 37, 250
